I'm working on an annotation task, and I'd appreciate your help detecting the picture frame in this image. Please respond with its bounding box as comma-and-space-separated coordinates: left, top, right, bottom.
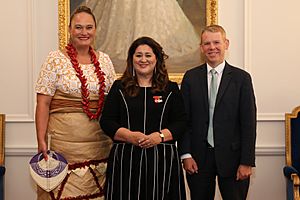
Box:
0, 114, 5, 165
58, 0, 218, 83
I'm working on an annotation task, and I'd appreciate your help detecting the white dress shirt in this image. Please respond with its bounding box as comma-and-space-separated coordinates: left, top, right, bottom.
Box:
180, 61, 225, 160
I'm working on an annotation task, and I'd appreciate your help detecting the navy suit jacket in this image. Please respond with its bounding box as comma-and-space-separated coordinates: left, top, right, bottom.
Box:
178, 62, 256, 177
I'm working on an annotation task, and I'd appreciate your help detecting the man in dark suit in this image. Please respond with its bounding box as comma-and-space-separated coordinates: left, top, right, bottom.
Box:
178, 25, 256, 200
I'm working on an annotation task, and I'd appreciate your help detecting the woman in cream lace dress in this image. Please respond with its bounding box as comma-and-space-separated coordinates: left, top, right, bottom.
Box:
83, 0, 201, 73
35, 6, 115, 200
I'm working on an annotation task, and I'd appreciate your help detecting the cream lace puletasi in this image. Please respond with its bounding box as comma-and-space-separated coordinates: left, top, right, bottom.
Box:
36, 50, 115, 97
35, 50, 116, 200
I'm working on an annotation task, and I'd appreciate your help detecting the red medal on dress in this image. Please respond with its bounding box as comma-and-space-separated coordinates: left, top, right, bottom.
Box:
153, 96, 163, 103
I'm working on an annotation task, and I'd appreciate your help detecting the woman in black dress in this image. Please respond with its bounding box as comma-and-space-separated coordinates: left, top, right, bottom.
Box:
100, 36, 187, 200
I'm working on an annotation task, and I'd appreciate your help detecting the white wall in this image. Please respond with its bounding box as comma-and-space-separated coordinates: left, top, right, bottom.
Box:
1, 0, 300, 199
217, 0, 300, 199
0, 0, 58, 199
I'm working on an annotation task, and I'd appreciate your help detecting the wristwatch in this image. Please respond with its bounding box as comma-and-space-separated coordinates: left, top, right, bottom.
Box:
159, 131, 164, 142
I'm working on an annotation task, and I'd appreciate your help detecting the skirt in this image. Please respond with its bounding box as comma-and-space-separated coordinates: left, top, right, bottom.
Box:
37, 112, 112, 200
105, 142, 186, 200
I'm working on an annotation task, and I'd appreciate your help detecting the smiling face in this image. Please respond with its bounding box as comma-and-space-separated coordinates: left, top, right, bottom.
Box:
133, 44, 157, 78
69, 12, 96, 48
200, 31, 229, 68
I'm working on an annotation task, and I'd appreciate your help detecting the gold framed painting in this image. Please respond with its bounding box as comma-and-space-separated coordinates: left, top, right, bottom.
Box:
58, 0, 218, 83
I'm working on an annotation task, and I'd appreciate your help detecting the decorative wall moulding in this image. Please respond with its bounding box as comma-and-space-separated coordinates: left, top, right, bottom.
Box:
4, 0, 35, 123
255, 146, 285, 156
257, 113, 284, 122
5, 113, 284, 123
5, 145, 284, 157
5, 146, 36, 156
6, 114, 34, 123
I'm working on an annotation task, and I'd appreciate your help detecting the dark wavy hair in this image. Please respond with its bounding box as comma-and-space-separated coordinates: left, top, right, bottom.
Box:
69, 6, 97, 28
121, 36, 169, 97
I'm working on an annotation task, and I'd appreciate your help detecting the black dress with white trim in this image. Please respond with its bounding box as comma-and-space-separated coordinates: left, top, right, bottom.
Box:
100, 80, 187, 200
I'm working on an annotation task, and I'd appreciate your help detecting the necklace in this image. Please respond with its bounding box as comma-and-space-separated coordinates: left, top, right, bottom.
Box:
66, 43, 106, 120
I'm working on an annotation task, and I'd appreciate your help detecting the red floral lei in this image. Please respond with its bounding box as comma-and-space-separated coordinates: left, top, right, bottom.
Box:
66, 43, 106, 120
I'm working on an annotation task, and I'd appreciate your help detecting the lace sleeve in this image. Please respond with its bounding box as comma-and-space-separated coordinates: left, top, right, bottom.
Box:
98, 51, 117, 93
35, 52, 59, 96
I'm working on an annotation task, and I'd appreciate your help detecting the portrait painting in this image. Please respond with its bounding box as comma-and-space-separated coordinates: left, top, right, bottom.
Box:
58, 0, 218, 82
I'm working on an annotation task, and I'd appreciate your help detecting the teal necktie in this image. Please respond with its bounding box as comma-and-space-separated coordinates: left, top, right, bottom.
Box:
207, 69, 217, 147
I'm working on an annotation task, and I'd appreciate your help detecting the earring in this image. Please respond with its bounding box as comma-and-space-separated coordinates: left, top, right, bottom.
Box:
132, 67, 135, 77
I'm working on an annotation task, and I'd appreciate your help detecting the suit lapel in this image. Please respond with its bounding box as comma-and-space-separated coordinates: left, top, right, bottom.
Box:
198, 64, 209, 111
216, 63, 232, 106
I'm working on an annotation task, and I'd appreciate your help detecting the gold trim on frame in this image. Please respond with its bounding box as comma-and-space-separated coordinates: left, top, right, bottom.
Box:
0, 114, 5, 165
285, 106, 300, 166
206, 0, 218, 25
58, 0, 218, 83
58, 0, 70, 51
285, 106, 300, 200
